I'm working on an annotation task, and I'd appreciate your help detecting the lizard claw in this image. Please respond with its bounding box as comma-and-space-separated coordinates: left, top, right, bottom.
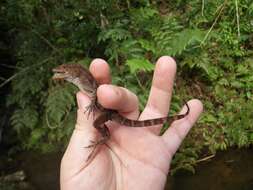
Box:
84, 140, 97, 148
84, 104, 96, 119
84, 137, 108, 149
84, 104, 91, 115
84, 139, 106, 162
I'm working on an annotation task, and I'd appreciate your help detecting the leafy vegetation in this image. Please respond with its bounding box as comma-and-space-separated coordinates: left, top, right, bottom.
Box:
1, 0, 253, 174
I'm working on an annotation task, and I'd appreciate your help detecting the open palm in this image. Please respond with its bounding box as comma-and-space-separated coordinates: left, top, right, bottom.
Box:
60, 56, 203, 190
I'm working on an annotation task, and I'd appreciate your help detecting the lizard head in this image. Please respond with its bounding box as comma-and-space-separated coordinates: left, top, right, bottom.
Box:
52, 64, 97, 94
52, 64, 82, 83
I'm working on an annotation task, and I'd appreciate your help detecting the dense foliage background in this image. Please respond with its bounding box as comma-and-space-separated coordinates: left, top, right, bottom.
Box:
1, 0, 253, 174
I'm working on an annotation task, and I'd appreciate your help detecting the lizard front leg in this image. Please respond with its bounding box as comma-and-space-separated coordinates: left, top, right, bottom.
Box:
84, 91, 100, 118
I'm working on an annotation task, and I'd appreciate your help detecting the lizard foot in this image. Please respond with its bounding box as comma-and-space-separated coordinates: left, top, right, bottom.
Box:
85, 125, 110, 161
85, 139, 107, 148
85, 139, 108, 161
84, 104, 96, 119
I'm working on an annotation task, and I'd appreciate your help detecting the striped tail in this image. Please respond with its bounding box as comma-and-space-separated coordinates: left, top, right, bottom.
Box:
112, 102, 190, 127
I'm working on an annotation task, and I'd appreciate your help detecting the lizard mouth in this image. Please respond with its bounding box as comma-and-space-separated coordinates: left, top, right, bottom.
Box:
52, 73, 66, 80
52, 69, 67, 80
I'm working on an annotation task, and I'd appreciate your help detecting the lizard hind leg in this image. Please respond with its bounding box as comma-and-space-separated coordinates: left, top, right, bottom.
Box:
85, 127, 125, 166
85, 125, 110, 161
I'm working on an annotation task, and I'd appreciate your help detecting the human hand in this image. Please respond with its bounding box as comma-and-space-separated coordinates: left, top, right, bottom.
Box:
60, 56, 203, 190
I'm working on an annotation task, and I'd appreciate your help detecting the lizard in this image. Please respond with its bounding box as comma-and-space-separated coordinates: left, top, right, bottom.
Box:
52, 63, 190, 160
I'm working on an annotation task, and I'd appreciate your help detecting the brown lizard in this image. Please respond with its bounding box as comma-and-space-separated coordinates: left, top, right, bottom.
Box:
52, 63, 190, 159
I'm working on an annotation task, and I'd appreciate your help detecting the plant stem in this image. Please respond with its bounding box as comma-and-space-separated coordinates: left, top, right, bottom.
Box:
235, 0, 241, 38
200, 0, 227, 46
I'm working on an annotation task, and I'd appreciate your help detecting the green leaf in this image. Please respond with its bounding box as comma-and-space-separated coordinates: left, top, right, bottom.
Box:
98, 28, 131, 42
138, 39, 156, 53
202, 114, 218, 123
45, 84, 76, 127
231, 81, 244, 88
126, 58, 154, 73
166, 29, 205, 56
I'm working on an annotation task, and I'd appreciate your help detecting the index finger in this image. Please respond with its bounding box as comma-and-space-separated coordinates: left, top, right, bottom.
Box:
89, 58, 111, 84
88, 58, 140, 120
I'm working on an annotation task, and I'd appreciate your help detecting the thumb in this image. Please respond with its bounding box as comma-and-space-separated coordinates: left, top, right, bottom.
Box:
61, 92, 98, 180
76, 91, 95, 130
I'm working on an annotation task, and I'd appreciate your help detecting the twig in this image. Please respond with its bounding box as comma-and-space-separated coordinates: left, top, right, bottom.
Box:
200, 0, 227, 46
126, 0, 130, 9
31, 29, 63, 56
235, 0, 240, 38
0, 57, 52, 88
0, 64, 21, 69
14, 25, 63, 56
45, 107, 70, 129
45, 110, 60, 129
0, 76, 6, 81
201, 0, 205, 16
0, 73, 19, 88
214, 2, 224, 15
134, 73, 146, 92
196, 154, 215, 163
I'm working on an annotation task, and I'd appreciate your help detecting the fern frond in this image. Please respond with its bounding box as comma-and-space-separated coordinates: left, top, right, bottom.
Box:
166, 29, 205, 56
11, 106, 39, 135
45, 84, 76, 128
119, 39, 145, 59
126, 58, 154, 73
98, 28, 131, 42
151, 17, 182, 56
138, 39, 156, 53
